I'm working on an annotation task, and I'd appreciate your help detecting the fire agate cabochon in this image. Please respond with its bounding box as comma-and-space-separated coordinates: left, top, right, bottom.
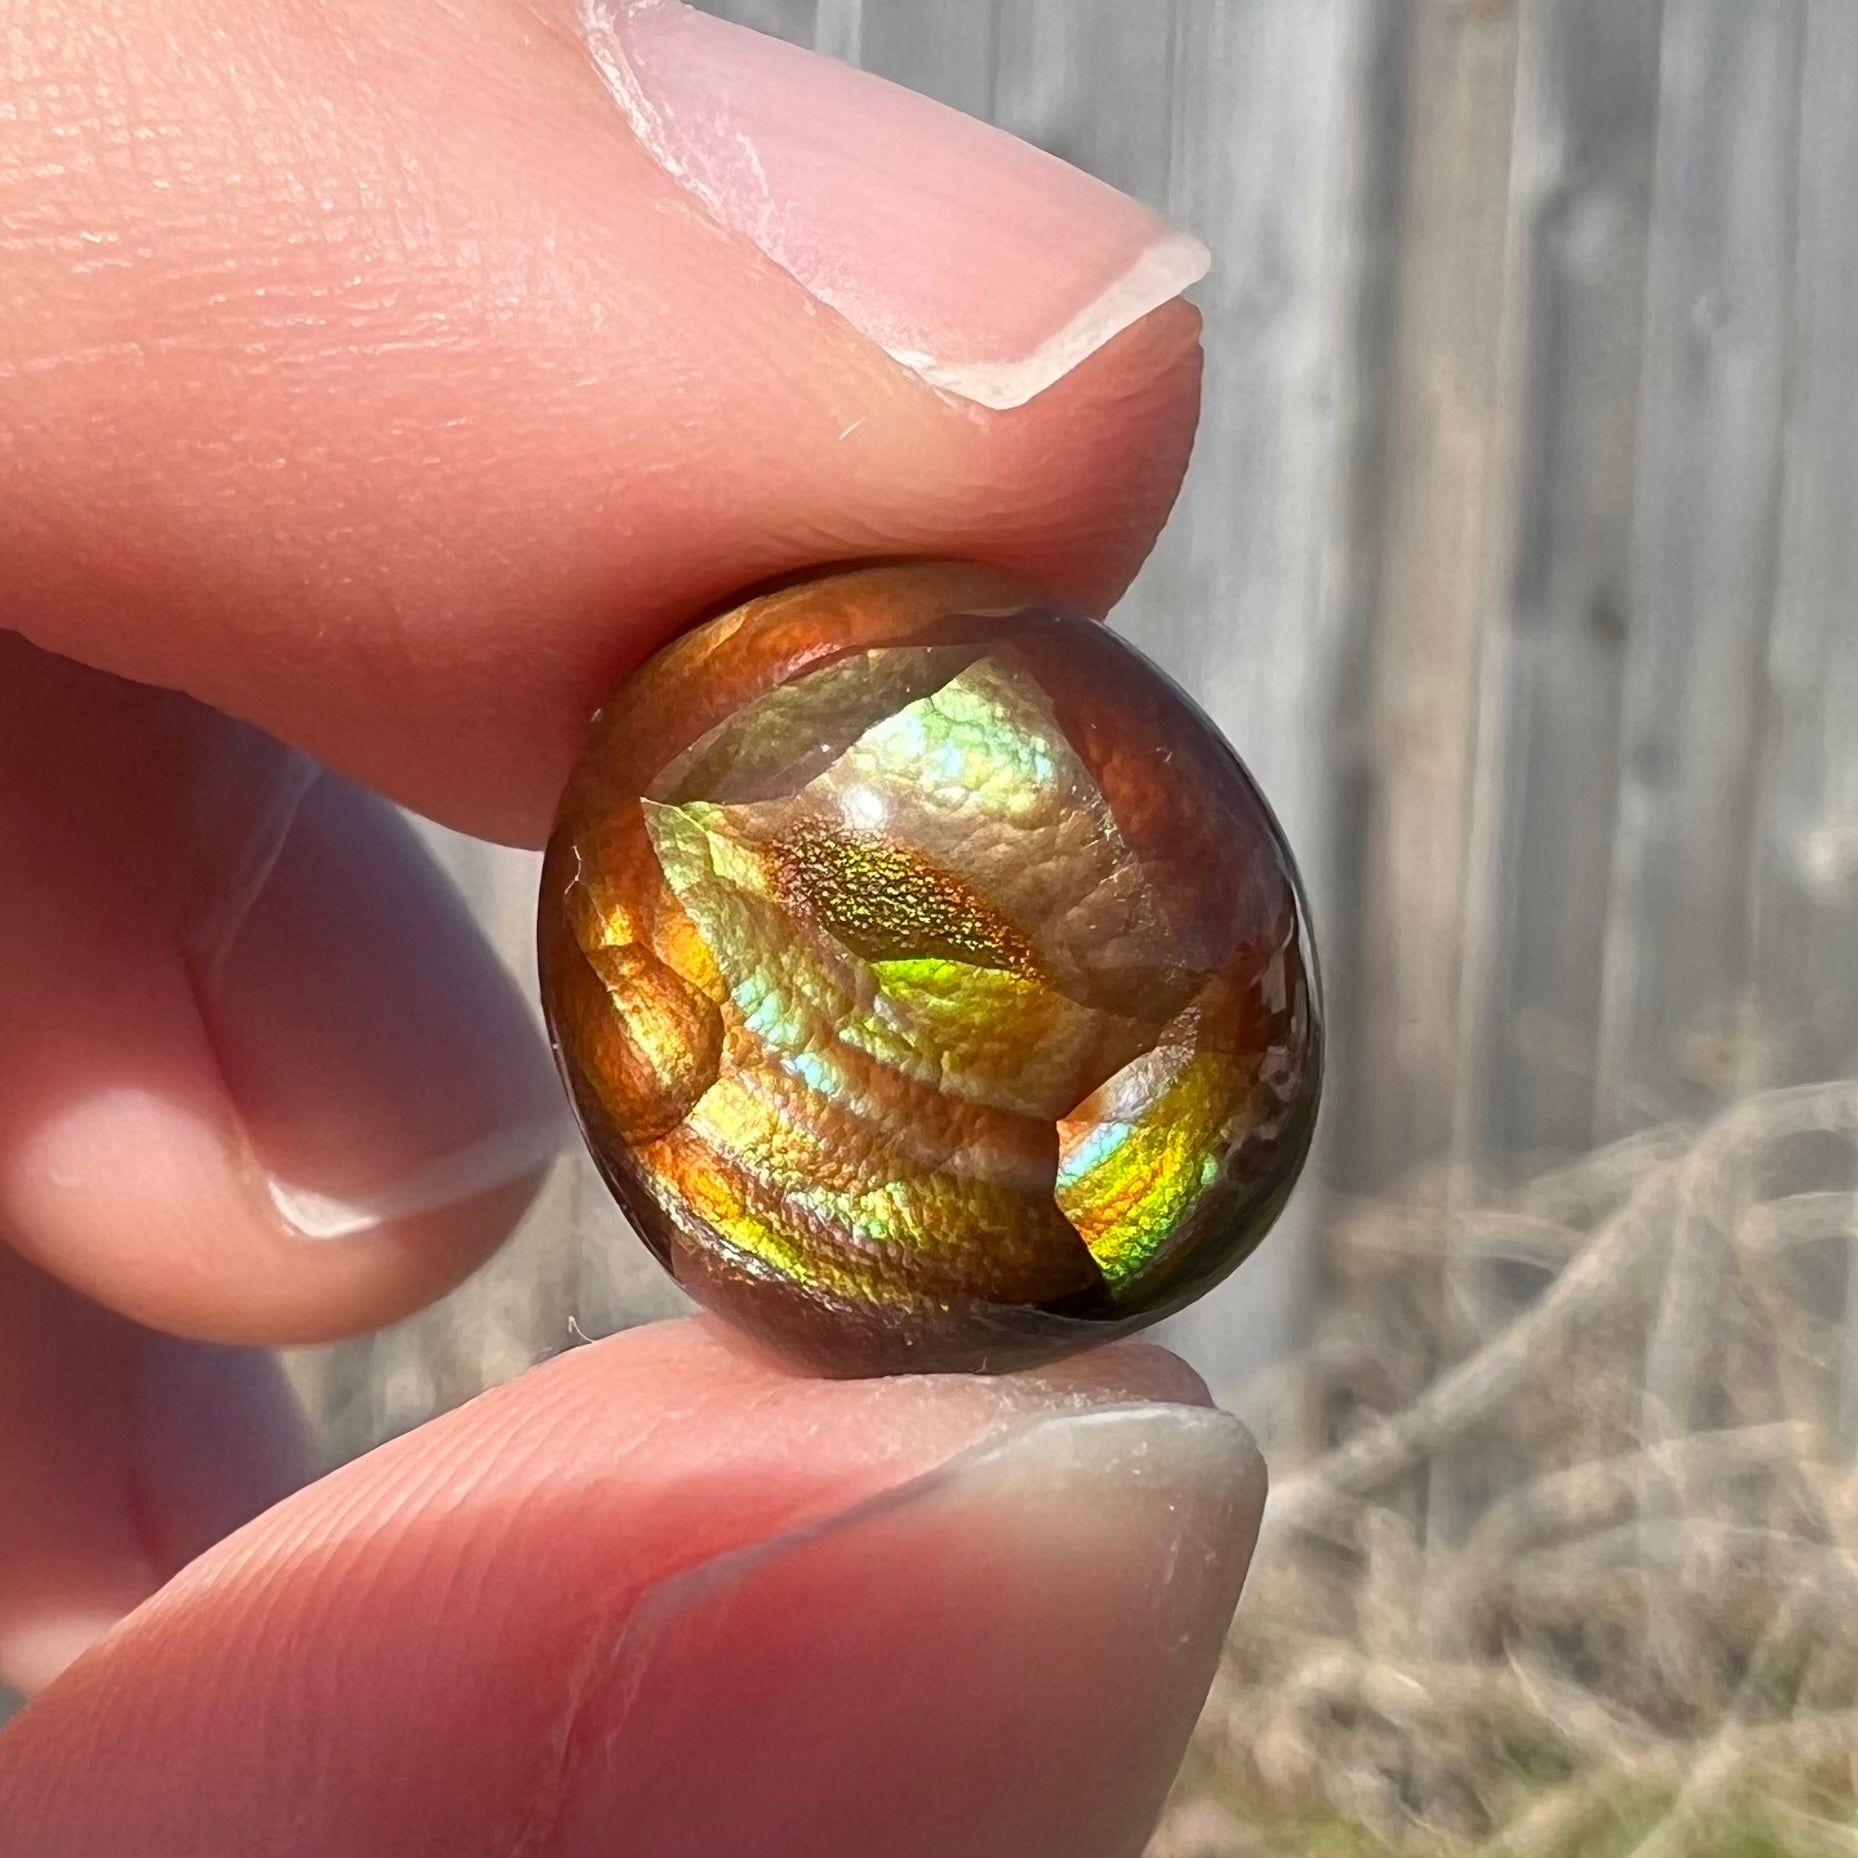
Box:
540, 563, 1321, 1375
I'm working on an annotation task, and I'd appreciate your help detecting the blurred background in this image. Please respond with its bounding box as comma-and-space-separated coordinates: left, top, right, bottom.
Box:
283, 3, 1858, 1853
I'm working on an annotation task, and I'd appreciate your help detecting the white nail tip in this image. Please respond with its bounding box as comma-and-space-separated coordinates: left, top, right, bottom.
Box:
268, 1119, 563, 1240
901, 233, 1211, 411
952, 1403, 1265, 1517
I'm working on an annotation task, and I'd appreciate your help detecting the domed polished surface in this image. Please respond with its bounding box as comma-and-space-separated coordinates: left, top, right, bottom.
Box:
539, 563, 1321, 1376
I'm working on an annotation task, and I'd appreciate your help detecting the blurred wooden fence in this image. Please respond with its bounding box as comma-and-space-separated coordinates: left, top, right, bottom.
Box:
294, 0, 1858, 1452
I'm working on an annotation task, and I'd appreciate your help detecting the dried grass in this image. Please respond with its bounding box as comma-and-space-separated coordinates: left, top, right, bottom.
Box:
1150, 1081, 1858, 1858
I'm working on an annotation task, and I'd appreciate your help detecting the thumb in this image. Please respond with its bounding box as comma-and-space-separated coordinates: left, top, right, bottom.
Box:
0, 1323, 1264, 1858
0, 0, 1204, 844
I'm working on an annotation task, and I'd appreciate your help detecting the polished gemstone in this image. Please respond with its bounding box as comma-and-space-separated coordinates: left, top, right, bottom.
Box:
539, 563, 1321, 1375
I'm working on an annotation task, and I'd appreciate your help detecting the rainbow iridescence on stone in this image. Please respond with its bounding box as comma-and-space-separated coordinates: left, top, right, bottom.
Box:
539, 564, 1321, 1375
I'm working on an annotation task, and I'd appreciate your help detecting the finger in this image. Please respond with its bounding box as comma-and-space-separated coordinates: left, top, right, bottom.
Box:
0, 1245, 308, 1697
0, 637, 562, 1342
0, 0, 1203, 844
0, 1322, 1264, 1858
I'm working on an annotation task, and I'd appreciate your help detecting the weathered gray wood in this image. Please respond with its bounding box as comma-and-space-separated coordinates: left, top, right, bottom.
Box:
1424, 0, 1666, 1565
1751, 0, 1858, 1099
1291, 0, 1525, 1545
989, 0, 1178, 206
1584, 1, 1803, 1482
1596, 0, 1805, 1141
1753, 0, 1858, 1442
834, 0, 997, 121
1452, 0, 1664, 1176
1328, 0, 1520, 1198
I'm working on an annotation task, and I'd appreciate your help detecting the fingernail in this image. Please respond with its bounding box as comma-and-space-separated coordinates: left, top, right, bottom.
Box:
579, 0, 1209, 411
184, 754, 563, 1242
557, 1403, 1264, 1858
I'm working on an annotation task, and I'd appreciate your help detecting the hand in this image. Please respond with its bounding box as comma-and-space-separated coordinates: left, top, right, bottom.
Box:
0, 2, 1263, 1852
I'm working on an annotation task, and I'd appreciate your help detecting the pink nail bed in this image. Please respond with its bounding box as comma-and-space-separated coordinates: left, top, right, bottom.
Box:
579, 0, 1209, 409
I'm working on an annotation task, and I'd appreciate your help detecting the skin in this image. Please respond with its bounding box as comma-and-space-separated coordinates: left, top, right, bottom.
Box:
0, 1, 1247, 1851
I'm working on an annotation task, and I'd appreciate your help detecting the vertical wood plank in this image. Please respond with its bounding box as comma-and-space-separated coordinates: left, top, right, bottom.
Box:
1604, 3, 1804, 1470
1751, 0, 1858, 1439
1452, 0, 1664, 1176
1750, 0, 1858, 1097
1414, 0, 1666, 1561
1298, 0, 1522, 1549
1596, 1, 1805, 1138
1329, 0, 1520, 1195
838, 0, 997, 120
987, 0, 1177, 204
808, 0, 863, 66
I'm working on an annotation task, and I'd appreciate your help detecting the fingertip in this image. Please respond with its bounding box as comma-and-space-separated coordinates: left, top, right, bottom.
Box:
0, 661, 562, 1344
942, 295, 1207, 619
553, 1401, 1259, 1858
0, 1321, 1253, 1856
